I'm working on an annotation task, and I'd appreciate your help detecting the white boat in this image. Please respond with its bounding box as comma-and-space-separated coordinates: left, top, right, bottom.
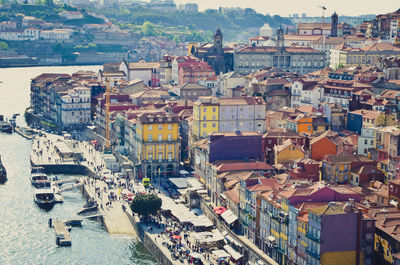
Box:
31, 167, 51, 188
34, 188, 55, 208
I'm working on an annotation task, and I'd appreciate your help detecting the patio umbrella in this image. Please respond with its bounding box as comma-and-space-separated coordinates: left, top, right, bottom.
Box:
172, 235, 182, 240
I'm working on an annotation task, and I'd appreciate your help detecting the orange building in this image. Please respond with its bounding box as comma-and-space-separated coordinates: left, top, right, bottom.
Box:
310, 130, 339, 161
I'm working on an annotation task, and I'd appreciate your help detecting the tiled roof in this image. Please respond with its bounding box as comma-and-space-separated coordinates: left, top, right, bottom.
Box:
297, 23, 331, 30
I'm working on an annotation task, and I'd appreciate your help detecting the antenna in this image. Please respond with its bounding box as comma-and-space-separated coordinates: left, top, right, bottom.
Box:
317, 5, 327, 24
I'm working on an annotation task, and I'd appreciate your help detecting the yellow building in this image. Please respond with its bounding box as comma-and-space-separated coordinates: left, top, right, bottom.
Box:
192, 97, 219, 139
135, 112, 180, 178
274, 139, 305, 165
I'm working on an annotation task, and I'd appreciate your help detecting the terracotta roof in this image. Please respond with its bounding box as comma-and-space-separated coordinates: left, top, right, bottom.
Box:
224, 188, 239, 204
249, 36, 270, 41
212, 160, 272, 173
128, 62, 160, 70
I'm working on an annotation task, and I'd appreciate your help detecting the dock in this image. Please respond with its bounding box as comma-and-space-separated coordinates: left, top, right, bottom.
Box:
14, 126, 37, 140
52, 220, 72, 246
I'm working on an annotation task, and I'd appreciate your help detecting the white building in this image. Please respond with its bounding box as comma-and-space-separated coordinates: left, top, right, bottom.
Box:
260, 24, 273, 38
358, 127, 376, 155
390, 19, 400, 44
290, 79, 324, 108
40, 29, 74, 40
216, 71, 246, 97
61, 87, 91, 127
0, 28, 40, 41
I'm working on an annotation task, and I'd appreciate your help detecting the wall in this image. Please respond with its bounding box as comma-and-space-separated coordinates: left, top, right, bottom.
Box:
311, 137, 337, 161
320, 250, 357, 265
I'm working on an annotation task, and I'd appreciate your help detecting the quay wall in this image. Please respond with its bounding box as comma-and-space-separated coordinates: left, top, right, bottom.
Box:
134, 220, 175, 265
30, 161, 97, 178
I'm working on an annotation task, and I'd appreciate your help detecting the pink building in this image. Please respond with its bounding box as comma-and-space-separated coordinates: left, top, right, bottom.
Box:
178, 61, 215, 85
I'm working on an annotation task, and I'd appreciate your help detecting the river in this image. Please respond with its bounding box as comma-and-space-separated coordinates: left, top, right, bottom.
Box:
0, 66, 158, 264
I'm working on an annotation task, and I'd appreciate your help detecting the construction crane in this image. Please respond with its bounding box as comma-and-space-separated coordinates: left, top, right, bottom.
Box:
104, 78, 111, 152
317, 5, 327, 24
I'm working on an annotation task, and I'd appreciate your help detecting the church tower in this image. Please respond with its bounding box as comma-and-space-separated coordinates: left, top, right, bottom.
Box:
331, 12, 338, 37
214, 27, 223, 49
276, 27, 285, 51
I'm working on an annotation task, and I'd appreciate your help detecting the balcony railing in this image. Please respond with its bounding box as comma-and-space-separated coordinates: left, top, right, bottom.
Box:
306, 232, 320, 243
305, 248, 320, 259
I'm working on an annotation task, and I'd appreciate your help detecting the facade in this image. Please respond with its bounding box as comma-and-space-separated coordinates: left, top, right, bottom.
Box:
234, 29, 325, 75
358, 127, 376, 156
330, 42, 400, 69
134, 112, 180, 178
274, 139, 305, 165
194, 28, 234, 75
119, 60, 160, 87
61, 87, 91, 127
177, 61, 215, 85
290, 79, 323, 108
172, 82, 212, 101
191, 96, 266, 140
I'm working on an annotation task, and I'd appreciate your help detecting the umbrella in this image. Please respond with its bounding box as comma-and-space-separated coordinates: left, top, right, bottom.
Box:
126, 193, 133, 197
172, 235, 182, 240
214, 206, 227, 215
165, 227, 172, 232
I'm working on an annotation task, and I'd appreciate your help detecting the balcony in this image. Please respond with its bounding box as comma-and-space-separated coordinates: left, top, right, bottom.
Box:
306, 232, 320, 243
277, 245, 286, 254
300, 99, 312, 104
306, 248, 320, 259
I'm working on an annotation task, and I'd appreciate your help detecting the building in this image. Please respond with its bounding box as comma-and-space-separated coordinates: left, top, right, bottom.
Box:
193, 28, 234, 75
191, 96, 266, 140
290, 79, 323, 108
216, 71, 246, 97
40, 29, 74, 40
358, 127, 376, 156
177, 61, 215, 85
330, 42, 400, 69
274, 139, 305, 165
289, 158, 320, 181
172, 82, 212, 101
235, 28, 325, 75
133, 112, 180, 178
119, 60, 160, 87
61, 87, 91, 127
310, 130, 351, 161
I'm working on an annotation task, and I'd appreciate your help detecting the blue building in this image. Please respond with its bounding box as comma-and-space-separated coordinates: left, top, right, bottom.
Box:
346, 111, 363, 134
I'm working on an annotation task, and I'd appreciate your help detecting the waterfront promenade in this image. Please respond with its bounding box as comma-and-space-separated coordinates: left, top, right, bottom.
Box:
30, 133, 277, 265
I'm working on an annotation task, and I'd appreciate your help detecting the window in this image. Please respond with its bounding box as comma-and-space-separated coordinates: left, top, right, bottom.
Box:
203, 108, 206, 112
371, 140, 373, 145
148, 125, 153, 131
203, 115, 206, 120
168, 153, 173, 161
212, 115, 216, 120
365, 139, 368, 145
148, 134, 153, 142
168, 134, 172, 141
168, 145, 172, 151
149, 146, 153, 151
202, 123, 207, 128
212, 107, 216, 112
148, 154, 153, 160
168, 124, 172, 130
158, 134, 162, 141
212, 123, 216, 128
158, 124, 162, 130
158, 145, 162, 151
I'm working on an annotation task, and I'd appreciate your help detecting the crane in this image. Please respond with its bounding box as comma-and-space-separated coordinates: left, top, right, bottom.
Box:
317, 5, 327, 24
105, 78, 111, 152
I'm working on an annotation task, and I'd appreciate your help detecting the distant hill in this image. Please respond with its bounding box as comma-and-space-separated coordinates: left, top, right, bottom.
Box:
91, 6, 293, 42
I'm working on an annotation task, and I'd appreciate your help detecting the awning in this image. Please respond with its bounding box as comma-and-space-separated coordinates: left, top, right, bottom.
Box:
221, 209, 238, 225
223, 245, 243, 261
212, 249, 231, 260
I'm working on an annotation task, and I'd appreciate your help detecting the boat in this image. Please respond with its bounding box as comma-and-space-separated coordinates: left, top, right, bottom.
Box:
0, 155, 6, 183
30, 167, 51, 188
33, 188, 55, 209
0, 121, 12, 133
0, 115, 12, 133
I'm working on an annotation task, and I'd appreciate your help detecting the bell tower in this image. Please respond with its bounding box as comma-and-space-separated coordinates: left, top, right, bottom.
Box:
214, 27, 223, 49
276, 27, 285, 51
331, 12, 338, 37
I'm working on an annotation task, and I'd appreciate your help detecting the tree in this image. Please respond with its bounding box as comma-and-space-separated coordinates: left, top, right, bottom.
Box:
0, 41, 8, 50
142, 21, 155, 36
130, 193, 162, 220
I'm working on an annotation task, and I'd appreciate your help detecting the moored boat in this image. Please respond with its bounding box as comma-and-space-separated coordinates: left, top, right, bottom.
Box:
0, 121, 12, 133
0, 155, 6, 183
33, 188, 55, 209
31, 167, 50, 188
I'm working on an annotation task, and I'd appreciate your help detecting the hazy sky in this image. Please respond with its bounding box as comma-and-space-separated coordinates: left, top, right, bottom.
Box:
174, 0, 399, 17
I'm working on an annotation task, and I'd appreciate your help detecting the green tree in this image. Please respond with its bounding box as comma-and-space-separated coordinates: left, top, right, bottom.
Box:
130, 193, 162, 221
0, 41, 8, 50
142, 21, 155, 36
